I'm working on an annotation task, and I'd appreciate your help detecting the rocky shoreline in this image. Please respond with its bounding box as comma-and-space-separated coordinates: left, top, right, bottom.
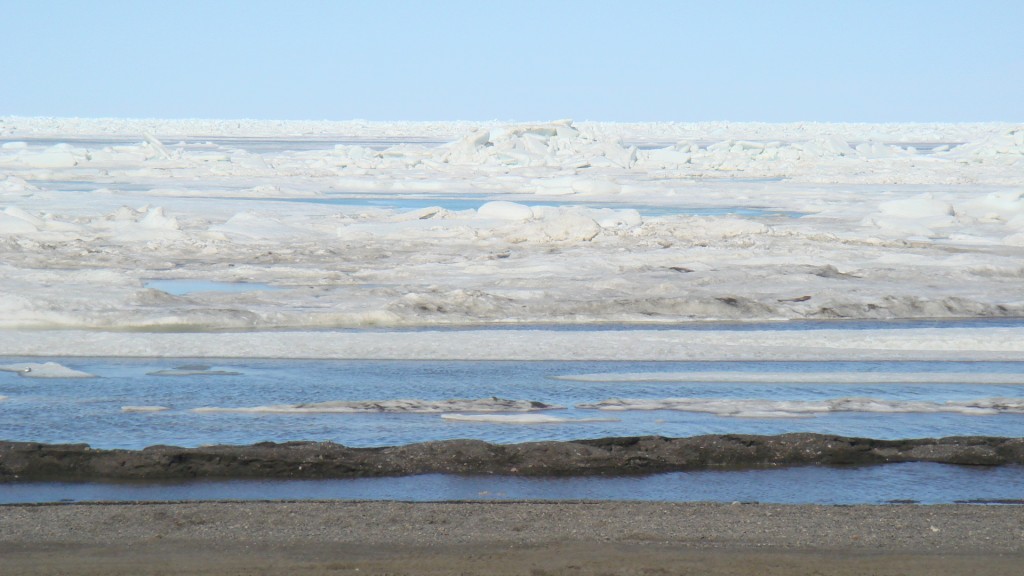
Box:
3, 433, 1023, 482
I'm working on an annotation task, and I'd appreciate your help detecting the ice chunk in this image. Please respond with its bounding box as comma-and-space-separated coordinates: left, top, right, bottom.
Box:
878, 194, 955, 218
440, 413, 619, 424
570, 178, 621, 195
478, 201, 535, 221
24, 149, 78, 168
1003, 231, 1024, 246
193, 397, 562, 414
960, 190, 1024, 221
98, 206, 183, 242
0, 175, 37, 195
3, 207, 44, 227
142, 133, 172, 159
534, 177, 576, 196
576, 397, 1024, 417
138, 206, 180, 231
599, 141, 637, 168
542, 212, 601, 241
593, 208, 642, 228
211, 211, 308, 240
390, 206, 446, 222
0, 211, 39, 234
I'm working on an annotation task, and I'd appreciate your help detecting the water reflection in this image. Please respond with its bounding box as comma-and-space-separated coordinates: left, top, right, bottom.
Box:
3, 463, 1021, 505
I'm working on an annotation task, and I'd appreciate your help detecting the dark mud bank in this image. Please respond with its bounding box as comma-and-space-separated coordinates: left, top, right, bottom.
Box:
3, 434, 1023, 482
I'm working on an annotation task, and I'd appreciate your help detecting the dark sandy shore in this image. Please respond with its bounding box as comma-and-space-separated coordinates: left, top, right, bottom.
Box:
3, 436, 1022, 574
1, 501, 1022, 575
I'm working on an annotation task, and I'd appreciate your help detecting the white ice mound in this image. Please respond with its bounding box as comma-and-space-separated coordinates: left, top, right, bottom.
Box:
211, 211, 308, 240
541, 212, 602, 241
553, 372, 1024, 385
0, 207, 39, 234
864, 193, 959, 237
18, 146, 79, 169
138, 206, 180, 230
192, 397, 561, 414
440, 413, 620, 424
592, 208, 642, 228
942, 128, 1024, 163
121, 406, 171, 413
0, 175, 38, 195
389, 206, 449, 222
95, 206, 183, 242
577, 397, 1024, 418
960, 190, 1024, 222
442, 119, 629, 169
0, 362, 95, 378
877, 194, 956, 218
478, 201, 534, 221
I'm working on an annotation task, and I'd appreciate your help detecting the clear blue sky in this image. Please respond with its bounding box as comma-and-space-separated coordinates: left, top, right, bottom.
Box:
3, 0, 1021, 122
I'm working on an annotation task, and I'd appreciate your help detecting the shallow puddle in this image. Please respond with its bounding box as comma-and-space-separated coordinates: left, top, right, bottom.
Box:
144, 279, 279, 296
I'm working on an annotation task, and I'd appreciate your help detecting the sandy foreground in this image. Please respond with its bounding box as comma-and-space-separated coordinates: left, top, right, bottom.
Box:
0, 501, 1021, 575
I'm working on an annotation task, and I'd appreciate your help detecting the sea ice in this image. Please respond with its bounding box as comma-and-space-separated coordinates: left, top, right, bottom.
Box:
477, 201, 534, 221
553, 372, 1024, 385
192, 398, 561, 414
575, 397, 1024, 418
439, 413, 620, 424
0, 118, 1022, 360
1, 327, 1024, 361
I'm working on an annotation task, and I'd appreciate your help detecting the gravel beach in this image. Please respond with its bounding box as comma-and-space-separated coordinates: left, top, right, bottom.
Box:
5, 435, 1024, 481
1, 501, 1021, 575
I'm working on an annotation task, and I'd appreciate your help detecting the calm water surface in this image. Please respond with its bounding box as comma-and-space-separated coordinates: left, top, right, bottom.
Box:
3, 358, 1024, 449
3, 463, 1022, 505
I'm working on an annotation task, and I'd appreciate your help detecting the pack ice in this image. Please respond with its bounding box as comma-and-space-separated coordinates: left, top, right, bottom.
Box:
1, 117, 1022, 359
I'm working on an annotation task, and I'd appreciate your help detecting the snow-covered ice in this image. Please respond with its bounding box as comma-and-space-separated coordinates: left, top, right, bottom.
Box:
1, 117, 1023, 360
2, 327, 1024, 361
576, 397, 1024, 418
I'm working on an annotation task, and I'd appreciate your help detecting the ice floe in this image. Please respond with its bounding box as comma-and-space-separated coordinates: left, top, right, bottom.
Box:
192, 398, 561, 414
553, 372, 1024, 385
0, 362, 95, 378
147, 365, 242, 376
3, 327, 1024, 361
576, 397, 1024, 418
440, 413, 620, 424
